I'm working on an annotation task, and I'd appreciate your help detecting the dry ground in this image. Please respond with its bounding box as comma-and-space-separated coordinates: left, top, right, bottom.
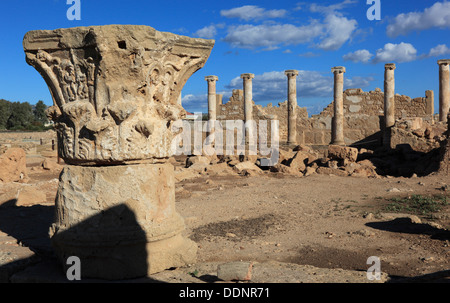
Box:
0, 149, 449, 283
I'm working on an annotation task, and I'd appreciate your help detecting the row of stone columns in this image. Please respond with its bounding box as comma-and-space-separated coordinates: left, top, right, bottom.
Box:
205, 59, 450, 147
205, 72, 298, 144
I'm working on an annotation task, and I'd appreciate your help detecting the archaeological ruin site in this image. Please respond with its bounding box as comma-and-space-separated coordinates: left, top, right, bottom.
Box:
0, 24, 449, 284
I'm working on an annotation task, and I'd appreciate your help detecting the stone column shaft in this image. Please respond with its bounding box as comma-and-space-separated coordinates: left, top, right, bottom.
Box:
331, 66, 345, 146
241, 73, 255, 123
205, 75, 218, 153
285, 70, 299, 145
438, 59, 450, 122
241, 73, 255, 146
384, 63, 396, 128
205, 75, 218, 121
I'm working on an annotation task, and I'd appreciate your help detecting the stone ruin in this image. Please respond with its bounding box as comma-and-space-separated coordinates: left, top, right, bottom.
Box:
14, 23, 450, 281
207, 67, 438, 150
23, 24, 214, 279
196, 61, 450, 178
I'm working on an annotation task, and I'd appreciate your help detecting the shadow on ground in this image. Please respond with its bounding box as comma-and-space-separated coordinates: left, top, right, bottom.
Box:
366, 218, 450, 241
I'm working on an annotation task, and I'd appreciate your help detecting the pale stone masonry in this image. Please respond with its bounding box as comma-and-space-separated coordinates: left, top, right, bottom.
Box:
241, 73, 255, 144
384, 63, 396, 128
205, 75, 218, 121
438, 59, 450, 122
331, 66, 346, 145
23, 25, 214, 279
285, 70, 299, 145
205, 75, 218, 149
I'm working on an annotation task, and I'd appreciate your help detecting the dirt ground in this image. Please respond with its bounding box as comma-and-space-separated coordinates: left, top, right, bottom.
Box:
0, 141, 449, 283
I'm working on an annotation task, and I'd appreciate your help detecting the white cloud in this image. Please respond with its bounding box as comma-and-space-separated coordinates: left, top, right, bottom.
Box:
181, 94, 207, 107
309, 0, 357, 14
387, 2, 450, 37
182, 70, 374, 114
193, 25, 217, 39
372, 42, 418, 64
317, 13, 357, 51
428, 44, 450, 57
220, 5, 287, 21
343, 49, 373, 63
223, 13, 356, 51
223, 23, 323, 49
225, 70, 373, 101
345, 76, 375, 88
298, 51, 320, 58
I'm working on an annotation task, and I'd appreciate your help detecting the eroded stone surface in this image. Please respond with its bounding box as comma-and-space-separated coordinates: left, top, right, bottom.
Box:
23, 25, 213, 280
51, 163, 197, 279
24, 25, 214, 164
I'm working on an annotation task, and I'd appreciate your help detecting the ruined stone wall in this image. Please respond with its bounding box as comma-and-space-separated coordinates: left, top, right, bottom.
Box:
216, 89, 308, 142
298, 88, 434, 146
317, 88, 433, 119
213, 88, 435, 148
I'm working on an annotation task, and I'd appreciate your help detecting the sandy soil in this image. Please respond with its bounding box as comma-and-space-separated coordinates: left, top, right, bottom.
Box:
0, 143, 449, 283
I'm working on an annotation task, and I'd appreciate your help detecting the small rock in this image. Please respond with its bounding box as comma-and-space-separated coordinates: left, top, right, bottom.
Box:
420, 257, 434, 263
352, 229, 375, 237
363, 212, 375, 220
387, 187, 400, 192
304, 166, 317, 176
217, 262, 253, 281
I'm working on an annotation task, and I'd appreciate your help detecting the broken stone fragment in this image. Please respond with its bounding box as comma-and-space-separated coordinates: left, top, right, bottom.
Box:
217, 261, 253, 281
0, 148, 28, 183
328, 145, 358, 162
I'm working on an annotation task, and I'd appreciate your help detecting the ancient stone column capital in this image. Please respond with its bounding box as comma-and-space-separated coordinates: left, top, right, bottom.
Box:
205, 75, 219, 82
285, 70, 299, 78
240, 73, 255, 80
438, 59, 450, 66
23, 25, 214, 164
331, 66, 346, 74
385, 63, 396, 70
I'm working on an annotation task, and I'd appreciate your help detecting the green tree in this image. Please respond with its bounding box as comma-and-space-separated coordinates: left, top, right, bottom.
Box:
33, 100, 48, 124
6, 101, 34, 130
0, 99, 12, 130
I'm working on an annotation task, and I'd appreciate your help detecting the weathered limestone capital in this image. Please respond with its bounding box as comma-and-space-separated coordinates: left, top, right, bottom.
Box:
285, 69, 299, 78
23, 25, 214, 280
23, 25, 214, 165
205, 75, 219, 82
385, 63, 396, 70
438, 59, 450, 66
331, 66, 346, 74
240, 73, 255, 80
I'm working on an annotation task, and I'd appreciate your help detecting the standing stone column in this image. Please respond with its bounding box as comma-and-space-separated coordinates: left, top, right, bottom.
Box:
205, 75, 218, 153
205, 76, 218, 121
23, 25, 214, 280
331, 66, 346, 146
241, 73, 255, 146
285, 70, 299, 145
384, 63, 396, 128
438, 59, 450, 122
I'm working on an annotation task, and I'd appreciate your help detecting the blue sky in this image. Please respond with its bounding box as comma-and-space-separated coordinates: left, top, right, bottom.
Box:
1, 0, 450, 115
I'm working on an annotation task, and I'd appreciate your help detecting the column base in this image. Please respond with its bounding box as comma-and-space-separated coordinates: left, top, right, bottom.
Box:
50, 163, 197, 280
52, 232, 197, 280
330, 140, 345, 146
